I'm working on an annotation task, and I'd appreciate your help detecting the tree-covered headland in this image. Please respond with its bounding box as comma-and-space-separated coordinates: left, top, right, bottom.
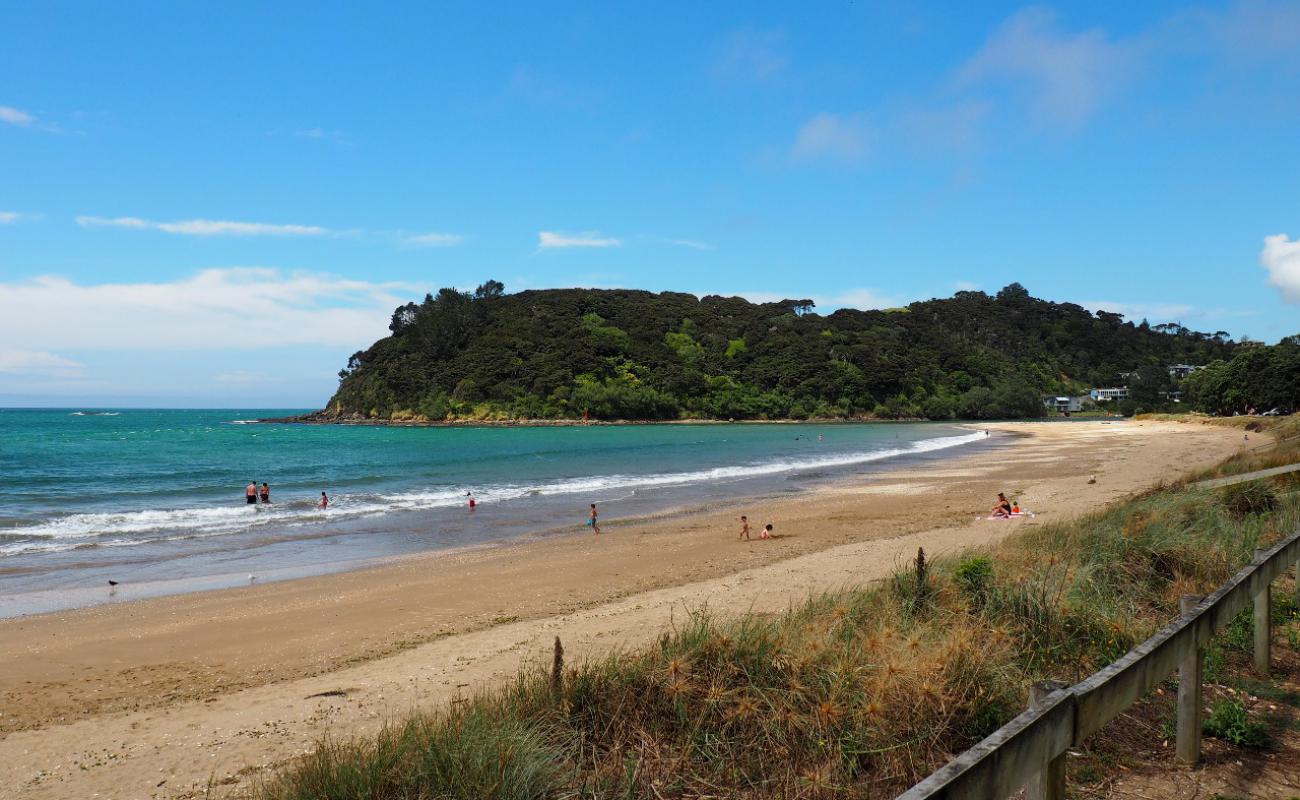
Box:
323, 281, 1257, 422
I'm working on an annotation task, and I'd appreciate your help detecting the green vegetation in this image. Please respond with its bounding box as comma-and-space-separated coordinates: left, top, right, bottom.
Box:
1203, 698, 1271, 749
324, 282, 1241, 421
256, 420, 1300, 799
1184, 337, 1300, 415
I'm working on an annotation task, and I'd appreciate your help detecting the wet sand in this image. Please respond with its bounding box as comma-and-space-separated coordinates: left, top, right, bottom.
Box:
0, 420, 1247, 799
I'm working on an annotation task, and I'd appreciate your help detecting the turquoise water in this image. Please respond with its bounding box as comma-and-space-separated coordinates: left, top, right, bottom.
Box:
0, 409, 990, 615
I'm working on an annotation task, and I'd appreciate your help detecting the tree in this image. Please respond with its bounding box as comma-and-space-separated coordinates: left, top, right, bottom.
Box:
474, 279, 505, 300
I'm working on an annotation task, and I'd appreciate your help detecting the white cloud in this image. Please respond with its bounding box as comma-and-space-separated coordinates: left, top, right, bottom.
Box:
75, 216, 328, 237
790, 112, 870, 165
0, 105, 35, 126
954, 280, 981, 291
537, 231, 621, 249
405, 232, 464, 247
715, 28, 789, 83
0, 350, 84, 375
652, 237, 714, 250
957, 7, 1137, 128
0, 268, 415, 351
1260, 233, 1300, 303
0, 211, 21, 224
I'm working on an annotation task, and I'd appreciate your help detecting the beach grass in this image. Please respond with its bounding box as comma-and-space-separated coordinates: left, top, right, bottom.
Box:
255, 418, 1300, 799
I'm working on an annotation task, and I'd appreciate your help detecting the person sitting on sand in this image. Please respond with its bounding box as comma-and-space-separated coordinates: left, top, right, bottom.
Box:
991, 492, 1012, 518
761, 523, 773, 540
588, 503, 601, 534
245, 481, 258, 505
318, 491, 329, 510
260, 482, 270, 504
738, 515, 751, 541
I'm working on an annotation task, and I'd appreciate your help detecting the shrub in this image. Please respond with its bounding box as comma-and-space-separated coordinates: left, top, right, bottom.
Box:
953, 556, 994, 606
1219, 482, 1278, 518
1203, 698, 1270, 749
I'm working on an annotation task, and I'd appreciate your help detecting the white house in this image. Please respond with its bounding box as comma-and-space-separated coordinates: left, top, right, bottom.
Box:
1167, 364, 1202, 381
1090, 387, 1129, 402
1044, 395, 1085, 413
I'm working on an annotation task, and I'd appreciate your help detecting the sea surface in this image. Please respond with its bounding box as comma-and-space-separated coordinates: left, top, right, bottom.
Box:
0, 409, 994, 616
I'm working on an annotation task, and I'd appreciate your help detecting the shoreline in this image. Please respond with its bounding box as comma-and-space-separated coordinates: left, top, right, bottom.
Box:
0, 419, 1249, 799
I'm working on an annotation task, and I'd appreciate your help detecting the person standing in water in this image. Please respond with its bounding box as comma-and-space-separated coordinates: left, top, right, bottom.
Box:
588, 503, 601, 534
245, 481, 258, 505
738, 515, 751, 541
318, 491, 329, 510
467, 491, 477, 511
260, 482, 271, 504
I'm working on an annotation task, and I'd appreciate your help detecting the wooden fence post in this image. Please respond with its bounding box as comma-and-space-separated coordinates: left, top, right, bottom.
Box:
1026, 680, 1068, 800
1176, 595, 1204, 765
1254, 548, 1271, 676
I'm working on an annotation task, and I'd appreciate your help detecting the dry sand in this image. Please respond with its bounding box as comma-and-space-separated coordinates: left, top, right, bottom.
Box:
0, 420, 1247, 799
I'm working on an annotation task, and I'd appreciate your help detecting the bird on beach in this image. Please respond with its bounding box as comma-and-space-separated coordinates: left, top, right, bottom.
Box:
107, 579, 118, 587
248, 574, 257, 583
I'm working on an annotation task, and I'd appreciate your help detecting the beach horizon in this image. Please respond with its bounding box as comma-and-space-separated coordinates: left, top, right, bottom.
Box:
0, 419, 1248, 799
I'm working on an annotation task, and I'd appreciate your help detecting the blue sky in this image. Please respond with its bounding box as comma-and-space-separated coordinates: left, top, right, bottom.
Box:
2, 1, 1299, 407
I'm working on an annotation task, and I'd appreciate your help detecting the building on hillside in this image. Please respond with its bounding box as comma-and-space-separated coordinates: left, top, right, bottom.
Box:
1090, 387, 1129, 402
1167, 364, 1202, 380
1043, 395, 1085, 413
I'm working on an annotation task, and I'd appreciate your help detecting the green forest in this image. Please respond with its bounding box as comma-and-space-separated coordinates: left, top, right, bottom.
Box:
323, 281, 1254, 422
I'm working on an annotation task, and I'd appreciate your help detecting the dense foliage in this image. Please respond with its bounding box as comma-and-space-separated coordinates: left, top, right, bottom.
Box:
1183, 337, 1300, 415
326, 281, 1239, 421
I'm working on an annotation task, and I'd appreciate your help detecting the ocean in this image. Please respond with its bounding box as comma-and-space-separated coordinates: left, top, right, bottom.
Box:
0, 409, 992, 616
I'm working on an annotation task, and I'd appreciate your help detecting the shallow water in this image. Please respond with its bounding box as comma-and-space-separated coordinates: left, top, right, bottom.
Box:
0, 409, 992, 616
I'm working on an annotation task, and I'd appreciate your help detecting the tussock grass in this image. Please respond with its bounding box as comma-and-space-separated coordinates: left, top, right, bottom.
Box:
256, 420, 1300, 800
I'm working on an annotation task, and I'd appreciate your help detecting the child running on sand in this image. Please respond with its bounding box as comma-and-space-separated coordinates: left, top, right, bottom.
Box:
738, 515, 751, 541
588, 503, 601, 534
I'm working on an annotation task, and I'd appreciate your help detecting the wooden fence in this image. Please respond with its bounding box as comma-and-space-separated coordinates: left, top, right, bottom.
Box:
896, 525, 1300, 800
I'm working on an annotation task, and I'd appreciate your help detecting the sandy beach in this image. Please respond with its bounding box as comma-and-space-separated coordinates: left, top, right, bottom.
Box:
0, 420, 1247, 799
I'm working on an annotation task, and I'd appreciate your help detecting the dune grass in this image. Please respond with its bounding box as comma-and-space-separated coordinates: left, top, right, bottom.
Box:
255, 422, 1300, 800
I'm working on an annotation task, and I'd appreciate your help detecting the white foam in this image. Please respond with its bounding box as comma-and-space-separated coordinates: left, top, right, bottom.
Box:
0, 430, 985, 556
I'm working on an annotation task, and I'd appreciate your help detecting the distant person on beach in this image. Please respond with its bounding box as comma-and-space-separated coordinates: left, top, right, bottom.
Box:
260, 482, 270, 504
588, 503, 601, 534
467, 491, 477, 511
761, 523, 773, 540
991, 492, 1012, 518
318, 492, 329, 510
245, 481, 257, 505
738, 515, 751, 541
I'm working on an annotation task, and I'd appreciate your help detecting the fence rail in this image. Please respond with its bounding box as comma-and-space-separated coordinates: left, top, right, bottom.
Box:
897, 524, 1300, 800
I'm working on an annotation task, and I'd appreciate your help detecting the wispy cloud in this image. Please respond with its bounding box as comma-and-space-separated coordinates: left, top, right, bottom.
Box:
537, 231, 621, 249
0, 349, 84, 375
650, 237, 714, 251
404, 232, 464, 247
0, 268, 415, 351
76, 216, 329, 237
956, 7, 1140, 129
715, 28, 789, 83
296, 127, 347, 141
0, 211, 22, 225
790, 112, 871, 165
954, 280, 981, 291
0, 105, 35, 127
1260, 233, 1300, 303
